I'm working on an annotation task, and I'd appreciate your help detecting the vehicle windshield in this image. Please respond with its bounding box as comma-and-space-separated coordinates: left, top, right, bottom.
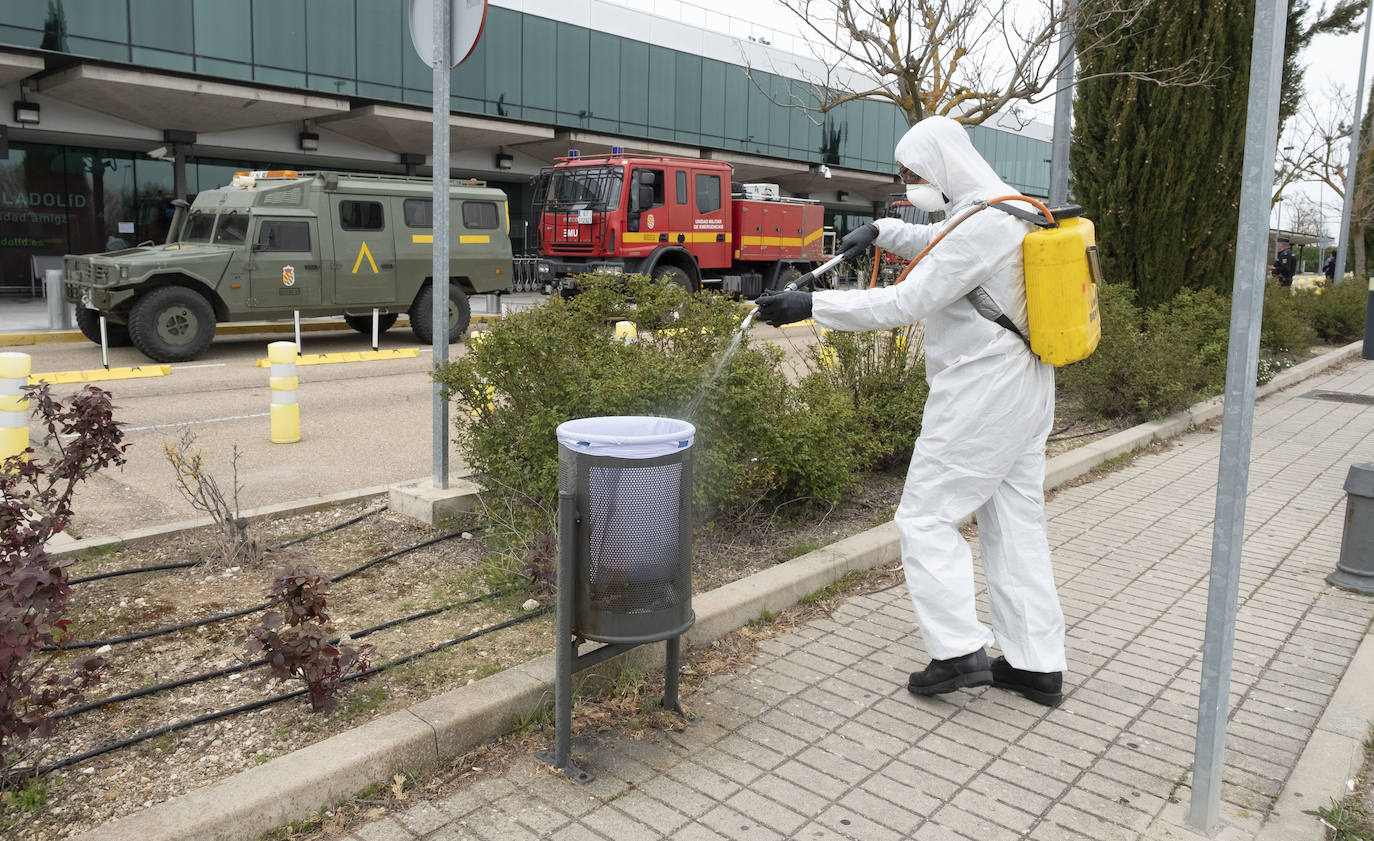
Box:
546, 165, 623, 211
213, 211, 249, 245
181, 211, 216, 243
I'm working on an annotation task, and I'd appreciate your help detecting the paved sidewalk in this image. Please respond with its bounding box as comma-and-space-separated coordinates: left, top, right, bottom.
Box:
332, 359, 1374, 841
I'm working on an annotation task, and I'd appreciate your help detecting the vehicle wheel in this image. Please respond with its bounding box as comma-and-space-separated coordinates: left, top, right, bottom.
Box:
74, 307, 132, 347
653, 264, 696, 293
410, 284, 472, 345
127, 286, 217, 362
773, 265, 804, 292
344, 313, 398, 335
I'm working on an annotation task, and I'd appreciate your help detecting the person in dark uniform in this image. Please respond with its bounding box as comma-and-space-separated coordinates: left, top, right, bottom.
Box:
1323, 252, 1336, 283
1271, 237, 1296, 287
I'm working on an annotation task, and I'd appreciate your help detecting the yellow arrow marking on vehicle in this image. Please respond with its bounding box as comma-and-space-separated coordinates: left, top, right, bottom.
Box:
352, 242, 379, 274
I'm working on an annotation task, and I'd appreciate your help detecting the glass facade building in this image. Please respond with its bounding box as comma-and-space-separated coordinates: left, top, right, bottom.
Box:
0, 0, 1050, 292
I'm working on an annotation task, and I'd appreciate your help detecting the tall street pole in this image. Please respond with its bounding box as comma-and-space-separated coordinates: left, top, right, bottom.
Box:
1335, 0, 1371, 289
1187, 0, 1286, 832
431, 0, 452, 488
1048, 0, 1077, 208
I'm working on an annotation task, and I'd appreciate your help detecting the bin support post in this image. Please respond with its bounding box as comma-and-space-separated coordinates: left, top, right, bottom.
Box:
554, 488, 575, 770
663, 637, 681, 713
540, 488, 593, 782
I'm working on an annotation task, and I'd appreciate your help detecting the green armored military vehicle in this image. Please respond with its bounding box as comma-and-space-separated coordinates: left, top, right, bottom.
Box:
62, 170, 513, 362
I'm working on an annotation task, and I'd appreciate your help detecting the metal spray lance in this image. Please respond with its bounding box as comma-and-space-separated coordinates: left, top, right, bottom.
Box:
738, 250, 850, 332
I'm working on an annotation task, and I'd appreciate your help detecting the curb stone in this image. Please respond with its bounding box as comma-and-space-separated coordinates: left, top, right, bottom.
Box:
68, 341, 1368, 841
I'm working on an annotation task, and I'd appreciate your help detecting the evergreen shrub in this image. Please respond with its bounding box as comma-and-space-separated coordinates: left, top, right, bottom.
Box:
1297, 278, 1368, 343
799, 327, 928, 473
1261, 279, 1317, 355
431, 274, 871, 539
1059, 284, 1230, 421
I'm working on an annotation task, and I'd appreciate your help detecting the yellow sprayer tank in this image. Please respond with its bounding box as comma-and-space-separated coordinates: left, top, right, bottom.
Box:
1023, 215, 1101, 367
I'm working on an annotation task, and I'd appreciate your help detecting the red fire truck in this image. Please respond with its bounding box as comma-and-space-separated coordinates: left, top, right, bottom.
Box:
518, 152, 828, 297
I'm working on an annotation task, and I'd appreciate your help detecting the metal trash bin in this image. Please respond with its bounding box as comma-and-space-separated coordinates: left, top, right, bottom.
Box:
1328, 463, 1374, 594
557, 415, 695, 643
540, 416, 696, 782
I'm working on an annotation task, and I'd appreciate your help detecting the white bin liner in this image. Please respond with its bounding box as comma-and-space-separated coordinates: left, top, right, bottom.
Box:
556, 416, 695, 460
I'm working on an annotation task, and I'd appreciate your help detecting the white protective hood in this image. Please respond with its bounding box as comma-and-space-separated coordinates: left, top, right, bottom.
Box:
893, 116, 1015, 212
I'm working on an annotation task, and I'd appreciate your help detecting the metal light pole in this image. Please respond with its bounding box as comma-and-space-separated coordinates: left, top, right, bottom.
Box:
1048, 0, 1078, 208
430, 0, 452, 489
1335, 0, 1371, 287
1188, 0, 1287, 832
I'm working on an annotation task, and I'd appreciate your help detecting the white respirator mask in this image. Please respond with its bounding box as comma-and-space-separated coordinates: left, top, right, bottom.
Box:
906, 183, 949, 213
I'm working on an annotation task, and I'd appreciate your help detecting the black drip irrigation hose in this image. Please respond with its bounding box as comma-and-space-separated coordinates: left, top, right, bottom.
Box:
67, 506, 388, 586
46, 531, 468, 652
51, 588, 516, 720
34, 606, 553, 776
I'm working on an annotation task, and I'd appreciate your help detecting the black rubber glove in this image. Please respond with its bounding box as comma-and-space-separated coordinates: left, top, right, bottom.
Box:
754, 290, 813, 327
838, 223, 879, 259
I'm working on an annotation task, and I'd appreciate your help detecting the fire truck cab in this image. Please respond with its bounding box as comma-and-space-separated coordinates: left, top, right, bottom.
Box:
522, 152, 827, 297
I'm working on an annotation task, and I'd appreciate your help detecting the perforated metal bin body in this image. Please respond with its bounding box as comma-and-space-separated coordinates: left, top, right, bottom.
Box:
557, 420, 695, 644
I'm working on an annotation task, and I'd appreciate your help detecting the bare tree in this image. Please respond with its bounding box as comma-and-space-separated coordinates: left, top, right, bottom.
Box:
1277, 86, 1374, 280
748, 0, 1219, 127
1275, 86, 1353, 202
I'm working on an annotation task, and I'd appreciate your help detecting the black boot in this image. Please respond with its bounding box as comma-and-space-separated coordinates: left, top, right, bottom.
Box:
907, 648, 993, 696
991, 656, 1063, 707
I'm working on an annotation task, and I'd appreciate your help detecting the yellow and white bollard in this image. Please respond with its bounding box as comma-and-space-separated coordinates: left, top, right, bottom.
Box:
0, 352, 31, 463
268, 341, 300, 444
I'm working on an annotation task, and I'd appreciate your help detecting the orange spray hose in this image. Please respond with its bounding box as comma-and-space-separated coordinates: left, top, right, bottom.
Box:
889, 195, 1057, 287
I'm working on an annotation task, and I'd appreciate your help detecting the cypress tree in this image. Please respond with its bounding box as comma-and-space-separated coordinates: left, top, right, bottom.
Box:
1071, 0, 1254, 307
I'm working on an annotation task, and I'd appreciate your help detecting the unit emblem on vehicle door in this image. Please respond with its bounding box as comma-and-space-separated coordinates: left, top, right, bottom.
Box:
282, 265, 296, 287
646, 214, 655, 230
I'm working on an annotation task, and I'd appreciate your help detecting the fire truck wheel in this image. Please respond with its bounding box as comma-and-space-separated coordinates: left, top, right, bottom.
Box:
773, 265, 803, 292
653, 264, 696, 293
410, 284, 473, 344
344, 313, 399, 335
75, 307, 133, 347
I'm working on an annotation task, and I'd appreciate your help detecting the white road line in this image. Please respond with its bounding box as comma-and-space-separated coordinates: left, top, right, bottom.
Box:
171, 363, 228, 370
123, 412, 269, 432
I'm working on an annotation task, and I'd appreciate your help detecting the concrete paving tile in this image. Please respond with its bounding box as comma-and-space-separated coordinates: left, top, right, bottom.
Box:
736, 720, 811, 758
395, 801, 451, 837
665, 758, 746, 800
460, 804, 542, 841
816, 730, 895, 771
1044, 802, 1138, 841
1078, 770, 1171, 819
860, 770, 944, 817
929, 803, 1024, 841
749, 772, 831, 822
772, 756, 853, 800
352, 817, 417, 841
794, 743, 873, 785
724, 788, 809, 837
815, 803, 907, 841
834, 786, 925, 835
1062, 786, 1155, 833
698, 803, 787, 841
716, 733, 788, 770
504, 794, 572, 837
578, 804, 660, 841
607, 791, 692, 835
545, 823, 609, 841
419, 823, 483, 841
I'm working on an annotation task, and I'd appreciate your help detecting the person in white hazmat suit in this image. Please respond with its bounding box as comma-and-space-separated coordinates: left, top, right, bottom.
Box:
755, 116, 1066, 707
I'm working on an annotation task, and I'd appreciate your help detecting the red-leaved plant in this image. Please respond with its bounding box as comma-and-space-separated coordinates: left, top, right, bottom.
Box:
1, 383, 127, 782
241, 567, 373, 713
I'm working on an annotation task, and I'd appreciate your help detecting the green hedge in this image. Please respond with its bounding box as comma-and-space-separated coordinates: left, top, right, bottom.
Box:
433, 274, 929, 535
1061, 277, 1367, 421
